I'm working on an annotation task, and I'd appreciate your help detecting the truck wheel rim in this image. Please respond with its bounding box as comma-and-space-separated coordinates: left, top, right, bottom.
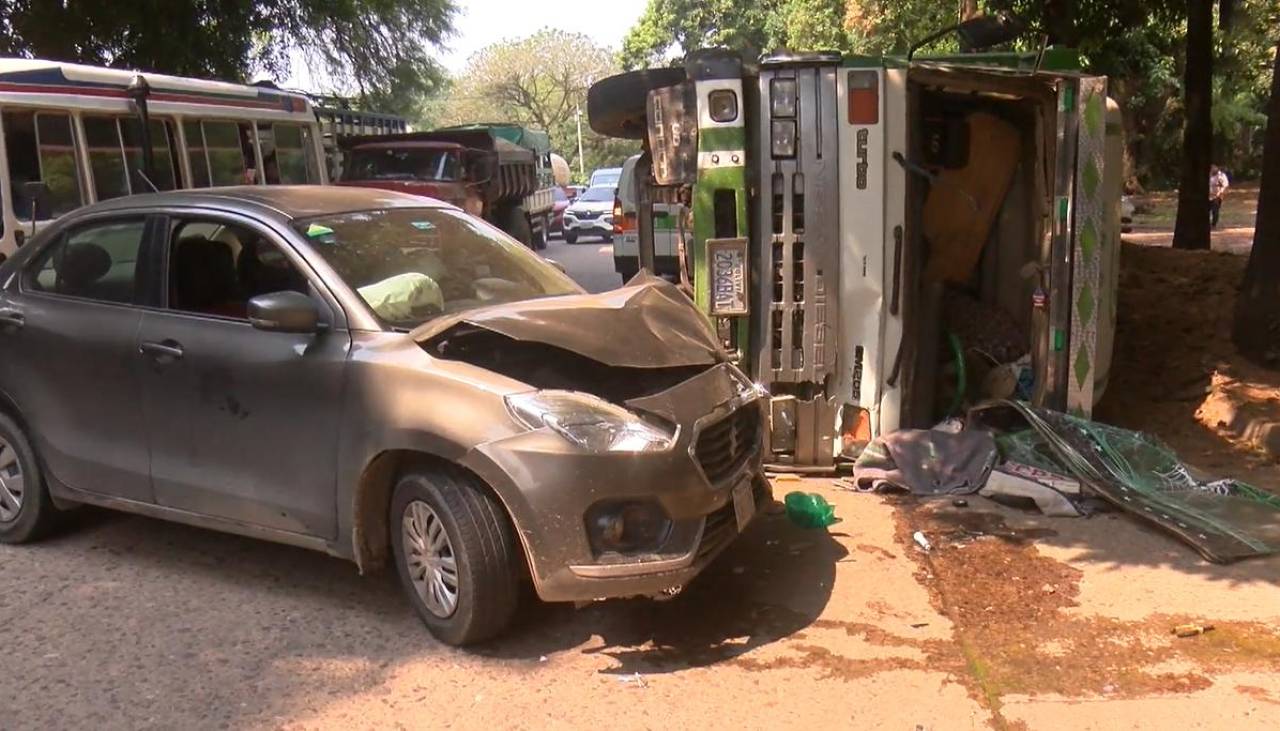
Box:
0, 437, 24, 523
402, 501, 459, 618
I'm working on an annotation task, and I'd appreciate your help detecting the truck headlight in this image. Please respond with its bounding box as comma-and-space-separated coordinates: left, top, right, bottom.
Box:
506, 390, 676, 452
770, 78, 797, 117
771, 119, 796, 158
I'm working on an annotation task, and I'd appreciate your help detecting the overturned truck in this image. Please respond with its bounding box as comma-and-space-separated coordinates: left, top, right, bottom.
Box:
589, 46, 1124, 467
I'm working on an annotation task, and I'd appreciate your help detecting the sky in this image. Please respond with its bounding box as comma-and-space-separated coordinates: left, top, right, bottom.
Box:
280, 0, 650, 93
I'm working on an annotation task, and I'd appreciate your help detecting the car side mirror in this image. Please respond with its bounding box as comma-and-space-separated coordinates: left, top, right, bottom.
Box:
248, 291, 324, 334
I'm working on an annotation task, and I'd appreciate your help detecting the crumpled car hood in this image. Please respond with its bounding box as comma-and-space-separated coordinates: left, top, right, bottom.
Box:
411, 274, 722, 368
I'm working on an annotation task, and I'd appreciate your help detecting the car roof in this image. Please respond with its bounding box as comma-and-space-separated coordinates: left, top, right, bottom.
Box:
78, 185, 448, 221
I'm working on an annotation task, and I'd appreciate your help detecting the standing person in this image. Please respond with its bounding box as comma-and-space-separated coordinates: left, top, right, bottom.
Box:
1209, 164, 1230, 228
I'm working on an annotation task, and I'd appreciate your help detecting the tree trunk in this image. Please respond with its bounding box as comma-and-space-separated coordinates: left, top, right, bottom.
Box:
1232, 42, 1280, 364
1172, 0, 1214, 250
1042, 0, 1080, 47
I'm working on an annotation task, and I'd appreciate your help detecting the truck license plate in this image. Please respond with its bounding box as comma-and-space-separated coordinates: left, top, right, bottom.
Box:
732, 478, 756, 532
708, 238, 749, 315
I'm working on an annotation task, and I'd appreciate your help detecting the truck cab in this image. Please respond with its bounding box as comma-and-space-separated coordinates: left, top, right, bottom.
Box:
588, 46, 1123, 467
337, 141, 476, 214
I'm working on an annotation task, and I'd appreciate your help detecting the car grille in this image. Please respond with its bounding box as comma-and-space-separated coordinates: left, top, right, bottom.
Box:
694, 405, 760, 486
696, 501, 738, 562
695, 478, 768, 563
574, 210, 601, 220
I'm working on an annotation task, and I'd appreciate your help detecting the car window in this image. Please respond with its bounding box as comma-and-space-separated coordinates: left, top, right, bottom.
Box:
296, 207, 581, 328
166, 218, 309, 320
26, 219, 148, 304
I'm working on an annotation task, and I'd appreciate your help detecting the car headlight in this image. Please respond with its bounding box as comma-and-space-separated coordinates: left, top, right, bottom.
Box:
505, 390, 676, 452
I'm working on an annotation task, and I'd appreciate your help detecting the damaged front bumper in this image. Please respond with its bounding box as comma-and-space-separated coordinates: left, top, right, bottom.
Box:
461, 363, 769, 602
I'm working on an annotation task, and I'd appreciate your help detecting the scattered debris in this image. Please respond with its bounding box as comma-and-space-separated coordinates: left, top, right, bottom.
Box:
975, 400, 1280, 563
846, 429, 997, 496
952, 499, 968, 508
783, 492, 839, 528
913, 531, 933, 552
617, 672, 648, 688
539, 655, 548, 662
788, 541, 814, 555
1172, 623, 1216, 638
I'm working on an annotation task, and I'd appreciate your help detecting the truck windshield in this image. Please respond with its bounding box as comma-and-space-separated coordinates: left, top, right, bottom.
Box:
344, 148, 461, 182
295, 208, 582, 328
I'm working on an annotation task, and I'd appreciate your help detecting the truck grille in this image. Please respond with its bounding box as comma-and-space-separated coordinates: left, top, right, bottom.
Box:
695, 405, 760, 485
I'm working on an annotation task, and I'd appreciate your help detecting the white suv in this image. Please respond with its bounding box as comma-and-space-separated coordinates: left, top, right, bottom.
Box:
561, 185, 616, 244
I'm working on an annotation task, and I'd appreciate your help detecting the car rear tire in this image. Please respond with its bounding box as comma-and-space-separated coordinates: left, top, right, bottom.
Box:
563, 230, 578, 245
390, 466, 522, 646
0, 412, 59, 544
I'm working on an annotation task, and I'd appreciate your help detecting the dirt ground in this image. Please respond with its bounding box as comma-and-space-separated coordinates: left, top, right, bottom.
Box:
3, 189, 1279, 730
2, 479, 1277, 731
1097, 185, 1280, 483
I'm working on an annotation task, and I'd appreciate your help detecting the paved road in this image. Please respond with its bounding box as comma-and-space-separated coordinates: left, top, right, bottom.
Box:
4, 480, 1278, 729
542, 231, 620, 293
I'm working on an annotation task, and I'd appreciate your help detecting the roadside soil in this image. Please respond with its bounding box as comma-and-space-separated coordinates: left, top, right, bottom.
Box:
1096, 185, 1280, 484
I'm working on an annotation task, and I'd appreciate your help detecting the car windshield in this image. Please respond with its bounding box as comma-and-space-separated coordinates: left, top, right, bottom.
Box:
295, 208, 582, 328
577, 186, 615, 203
344, 148, 461, 182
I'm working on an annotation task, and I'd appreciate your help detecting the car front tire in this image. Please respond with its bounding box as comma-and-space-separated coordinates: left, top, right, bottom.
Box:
0, 412, 59, 544
390, 467, 522, 646
563, 229, 578, 245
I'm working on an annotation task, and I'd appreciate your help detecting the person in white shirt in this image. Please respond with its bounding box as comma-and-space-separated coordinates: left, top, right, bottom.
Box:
1209, 164, 1230, 228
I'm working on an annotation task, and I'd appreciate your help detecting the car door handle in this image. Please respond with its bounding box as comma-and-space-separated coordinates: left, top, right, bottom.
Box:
139, 340, 184, 361
0, 311, 24, 332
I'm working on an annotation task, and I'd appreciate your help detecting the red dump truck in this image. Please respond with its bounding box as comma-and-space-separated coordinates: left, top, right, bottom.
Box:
336, 124, 557, 249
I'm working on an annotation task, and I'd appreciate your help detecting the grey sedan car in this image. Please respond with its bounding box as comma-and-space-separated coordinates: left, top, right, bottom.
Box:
0, 186, 768, 645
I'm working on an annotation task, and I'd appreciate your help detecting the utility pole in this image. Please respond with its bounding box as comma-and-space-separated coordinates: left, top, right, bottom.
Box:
575, 105, 585, 179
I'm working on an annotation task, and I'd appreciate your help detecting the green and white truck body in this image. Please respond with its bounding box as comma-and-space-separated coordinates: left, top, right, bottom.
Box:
588, 48, 1122, 466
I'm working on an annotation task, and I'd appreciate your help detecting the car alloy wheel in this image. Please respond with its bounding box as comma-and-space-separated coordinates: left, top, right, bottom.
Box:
0, 435, 24, 523
402, 500, 460, 618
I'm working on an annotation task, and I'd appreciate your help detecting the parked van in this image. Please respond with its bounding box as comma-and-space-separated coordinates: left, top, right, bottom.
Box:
612, 153, 689, 282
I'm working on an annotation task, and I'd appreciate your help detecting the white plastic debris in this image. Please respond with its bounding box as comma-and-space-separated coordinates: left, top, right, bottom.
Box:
913, 531, 932, 552
618, 672, 648, 688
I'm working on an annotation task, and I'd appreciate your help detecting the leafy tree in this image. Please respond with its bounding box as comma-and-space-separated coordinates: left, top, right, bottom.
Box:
0, 0, 455, 115
440, 29, 638, 181
621, 0, 779, 69
1233, 39, 1280, 362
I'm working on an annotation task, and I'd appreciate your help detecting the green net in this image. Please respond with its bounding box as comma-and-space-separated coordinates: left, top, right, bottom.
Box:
981, 401, 1280, 562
